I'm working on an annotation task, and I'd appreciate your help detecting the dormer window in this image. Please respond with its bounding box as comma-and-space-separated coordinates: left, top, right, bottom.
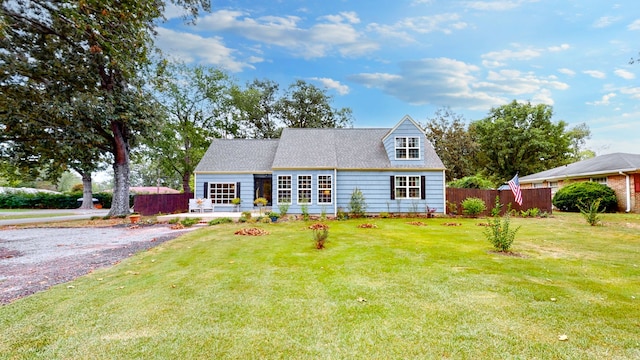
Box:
395, 137, 420, 159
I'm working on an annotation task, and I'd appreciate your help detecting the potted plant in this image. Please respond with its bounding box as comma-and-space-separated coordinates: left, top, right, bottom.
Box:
129, 212, 141, 224
267, 211, 280, 222
254, 197, 268, 215
231, 197, 241, 212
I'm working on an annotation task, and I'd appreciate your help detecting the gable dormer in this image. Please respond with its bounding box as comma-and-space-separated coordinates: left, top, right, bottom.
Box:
382, 115, 427, 167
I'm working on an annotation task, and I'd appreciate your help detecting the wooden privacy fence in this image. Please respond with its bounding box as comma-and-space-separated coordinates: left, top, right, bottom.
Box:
133, 193, 193, 216
446, 188, 552, 216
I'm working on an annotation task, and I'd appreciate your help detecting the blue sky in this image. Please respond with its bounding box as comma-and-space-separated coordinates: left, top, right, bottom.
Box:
156, 0, 640, 155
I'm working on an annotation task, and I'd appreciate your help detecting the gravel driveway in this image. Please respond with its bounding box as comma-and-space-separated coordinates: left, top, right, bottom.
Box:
0, 224, 197, 305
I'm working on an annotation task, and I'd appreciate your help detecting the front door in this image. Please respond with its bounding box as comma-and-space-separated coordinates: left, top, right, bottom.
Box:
253, 175, 273, 206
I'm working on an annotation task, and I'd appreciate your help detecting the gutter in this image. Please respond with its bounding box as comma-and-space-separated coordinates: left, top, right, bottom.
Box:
619, 171, 631, 213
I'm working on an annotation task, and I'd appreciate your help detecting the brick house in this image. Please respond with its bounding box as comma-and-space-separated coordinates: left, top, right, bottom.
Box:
519, 153, 640, 213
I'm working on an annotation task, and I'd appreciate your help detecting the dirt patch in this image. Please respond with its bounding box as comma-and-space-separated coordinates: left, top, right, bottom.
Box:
0, 224, 196, 305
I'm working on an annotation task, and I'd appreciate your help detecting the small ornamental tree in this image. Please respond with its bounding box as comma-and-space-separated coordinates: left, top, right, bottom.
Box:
553, 182, 617, 212
461, 197, 486, 217
348, 187, 367, 218
484, 197, 520, 252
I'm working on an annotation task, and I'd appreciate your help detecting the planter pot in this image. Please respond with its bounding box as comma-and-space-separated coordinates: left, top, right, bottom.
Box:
129, 214, 141, 224
270, 216, 279, 222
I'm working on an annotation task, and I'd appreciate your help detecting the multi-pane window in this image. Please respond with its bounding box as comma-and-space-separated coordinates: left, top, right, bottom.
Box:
210, 183, 236, 204
395, 137, 420, 159
298, 175, 312, 204
395, 176, 421, 199
318, 175, 332, 204
591, 177, 607, 185
277, 175, 292, 204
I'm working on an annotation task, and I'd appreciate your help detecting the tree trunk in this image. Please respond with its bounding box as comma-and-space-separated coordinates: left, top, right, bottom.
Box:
107, 121, 131, 217
79, 172, 94, 209
182, 172, 191, 193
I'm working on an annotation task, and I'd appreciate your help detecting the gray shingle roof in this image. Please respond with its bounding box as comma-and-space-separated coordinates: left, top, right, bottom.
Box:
195, 139, 279, 172
196, 127, 446, 172
519, 152, 640, 182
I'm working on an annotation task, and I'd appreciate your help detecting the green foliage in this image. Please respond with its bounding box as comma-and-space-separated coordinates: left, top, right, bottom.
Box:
470, 100, 590, 182
300, 204, 310, 221
168, 217, 180, 224
208, 217, 233, 226
238, 216, 248, 223
277, 80, 353, 129
278, 203, 289, 217
484, 198, 520, 252
180, 217, 201, 227
446, 200, 459, 215
266, 211, 280, 220
379, 212, 390, 218
461, 197, 486, 217
520, 208, 541, 217
254, 197, 268, 206
241, 211, 252, 219
447, 175, 494, 189
348, 187, 367, 218
423, 107, 479, 181
0, 191, 115, 209
320, 206, 327, 221
309, 223, 329, 249
552, 182, 617, 213
336, 207, 348, 220
578, 199, 604, 226
231, 198, 241, 205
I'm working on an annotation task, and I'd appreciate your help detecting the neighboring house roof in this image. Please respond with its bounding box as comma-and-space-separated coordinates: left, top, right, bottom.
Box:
130, 187, 181, 194
519, 153, 640, 182
195, 139, 280, 173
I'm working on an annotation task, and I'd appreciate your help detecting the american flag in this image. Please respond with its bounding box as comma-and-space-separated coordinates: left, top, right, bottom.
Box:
508, 174, 523, 206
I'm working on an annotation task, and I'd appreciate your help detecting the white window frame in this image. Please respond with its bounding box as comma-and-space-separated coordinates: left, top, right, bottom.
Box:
277, 175, 292, 205
395, 175, 421, 199
297, 175, 312, 205
590, 177, 607, 185
394, 136, 420, 160
209, 183, 236, 204
317, 175, 333, 204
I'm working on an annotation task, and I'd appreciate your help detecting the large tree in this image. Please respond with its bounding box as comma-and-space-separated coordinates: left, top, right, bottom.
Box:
423, 107, 478, 182
276, 80, 353, 130
0, 0, 208, 216
144, 62, 230, 193
470, 100, 590, 182
230, 79, 282, 139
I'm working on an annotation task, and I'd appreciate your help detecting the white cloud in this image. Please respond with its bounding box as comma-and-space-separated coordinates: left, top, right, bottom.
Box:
464, 0, 538, 11
197, 10, 378, 59
558, 68, 576, 76
548, 44, 570, 52
481, 48, 542, 62
154, 28, 252, 72
593, 16, 621, 28
367, 13, 467, 41
620, 87, 640, 99
587, 92, 616, 106
583, 70, 606, 79
309, 77, 350, 95
628, 19, 640, 30
614, 69, 635, 80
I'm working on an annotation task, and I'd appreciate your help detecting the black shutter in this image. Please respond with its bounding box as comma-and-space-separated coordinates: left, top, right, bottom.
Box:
390, 176, 395, 200
421, 176, 426, 200
236, 182, 241, 198
203, 182, 209, 198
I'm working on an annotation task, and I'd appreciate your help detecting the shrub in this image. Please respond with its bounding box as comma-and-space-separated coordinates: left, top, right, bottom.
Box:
553, 182, 617, 213
278, 203, 289, 217
348, 187, 367, 218
484, 197, 520, 252
180, 217, 201, 227
238, 216, 248, 223
379, 212, 390, 218
300, 204, 310, 221
578, 198, 604, 226
168, 217, 181, 225
336, 207, 348, 220
447, 175, 494, 189
0, 191, 117, 209
309, 223, 329, 249
208, 217, 233, 226
241, 211, 252, 219
461, 197, 486, 217
446, 201, 458, 215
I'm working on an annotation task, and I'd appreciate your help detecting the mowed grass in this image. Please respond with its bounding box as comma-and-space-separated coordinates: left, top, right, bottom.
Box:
1, 213, 639, 359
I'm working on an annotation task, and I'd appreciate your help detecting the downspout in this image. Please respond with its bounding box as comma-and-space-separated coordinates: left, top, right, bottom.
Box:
442, 169, 446, 215
619, 171, 631, 213
334, 168, 338, 217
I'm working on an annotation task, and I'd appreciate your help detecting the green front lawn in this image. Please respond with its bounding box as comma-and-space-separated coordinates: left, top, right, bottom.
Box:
1, 213, 639, 359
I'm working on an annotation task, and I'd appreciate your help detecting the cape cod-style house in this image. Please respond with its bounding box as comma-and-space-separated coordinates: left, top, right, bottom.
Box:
193, 116, 446, 215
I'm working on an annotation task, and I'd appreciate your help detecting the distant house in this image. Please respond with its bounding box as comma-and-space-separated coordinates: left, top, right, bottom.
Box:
519, 153, 640, 213
193, 116, 446, 215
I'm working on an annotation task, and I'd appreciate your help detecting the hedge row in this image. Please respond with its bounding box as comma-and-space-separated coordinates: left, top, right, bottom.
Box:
0, 191, 133, 209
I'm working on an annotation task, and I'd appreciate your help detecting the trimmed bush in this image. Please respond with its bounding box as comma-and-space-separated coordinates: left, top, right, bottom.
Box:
553, 182, 617, 213
0, 191, 117, 209
461, 197, 486, 217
